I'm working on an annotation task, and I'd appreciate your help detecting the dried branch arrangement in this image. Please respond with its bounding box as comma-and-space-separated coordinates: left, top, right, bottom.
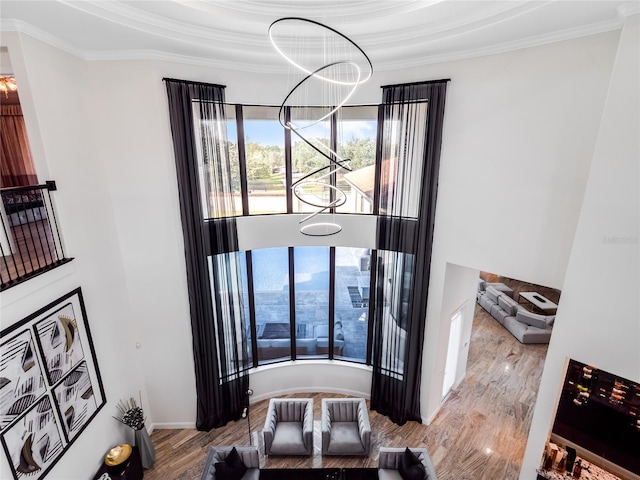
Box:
113, 393, 145, 430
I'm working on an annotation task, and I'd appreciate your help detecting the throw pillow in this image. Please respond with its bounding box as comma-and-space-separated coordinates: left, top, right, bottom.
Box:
214, 447, 247, 480
398, 447, 427, 480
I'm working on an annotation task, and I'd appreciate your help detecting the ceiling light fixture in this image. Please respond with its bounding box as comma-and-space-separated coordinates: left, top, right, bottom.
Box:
0, 76, 17, 98
269, 17, 373, 236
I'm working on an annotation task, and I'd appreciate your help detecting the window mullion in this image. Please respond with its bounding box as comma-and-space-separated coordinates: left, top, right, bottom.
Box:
245, 250, 258, 368
235, 104, 249, 216
366, 249, 378, 365
329, 247, 336, 359
288, 246, 297, 360
330, 107, 338, 212
285, 106, 293, 214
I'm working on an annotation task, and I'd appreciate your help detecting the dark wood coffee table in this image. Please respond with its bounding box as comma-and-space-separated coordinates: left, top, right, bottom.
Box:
260, 467, 378, 480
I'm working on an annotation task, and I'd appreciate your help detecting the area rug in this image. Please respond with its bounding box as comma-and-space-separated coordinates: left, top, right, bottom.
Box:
174, 456, 207, 480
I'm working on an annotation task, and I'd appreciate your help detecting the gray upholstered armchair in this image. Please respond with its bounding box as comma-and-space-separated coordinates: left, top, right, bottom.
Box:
378, 447, 438, 480
321, 397, 371, 455
200, 446, 260, 480
262, 398, 314, 455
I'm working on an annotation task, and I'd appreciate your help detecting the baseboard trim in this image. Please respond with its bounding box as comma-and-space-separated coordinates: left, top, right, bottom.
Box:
151, 421, 196, 430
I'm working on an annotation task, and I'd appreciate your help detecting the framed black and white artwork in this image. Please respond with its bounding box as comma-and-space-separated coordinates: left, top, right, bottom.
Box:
0, 288, 106, 480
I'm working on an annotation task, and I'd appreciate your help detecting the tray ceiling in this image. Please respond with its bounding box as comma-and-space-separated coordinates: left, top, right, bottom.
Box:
0, 1, 636, 72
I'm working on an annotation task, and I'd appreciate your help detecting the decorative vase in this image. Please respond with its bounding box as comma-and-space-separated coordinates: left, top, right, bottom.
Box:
134, 424, 156, 469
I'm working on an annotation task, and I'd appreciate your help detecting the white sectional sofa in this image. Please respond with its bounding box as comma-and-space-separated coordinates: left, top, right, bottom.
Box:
477, 281, 555, 344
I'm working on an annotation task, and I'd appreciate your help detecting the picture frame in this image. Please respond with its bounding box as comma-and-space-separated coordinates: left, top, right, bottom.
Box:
0, 288, 106, 480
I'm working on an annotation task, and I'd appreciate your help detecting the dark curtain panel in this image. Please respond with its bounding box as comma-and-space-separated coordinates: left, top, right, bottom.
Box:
164, 78, 248, 430
370, 80, 448, 425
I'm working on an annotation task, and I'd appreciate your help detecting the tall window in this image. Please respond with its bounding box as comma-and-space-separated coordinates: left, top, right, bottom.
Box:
291, 107, 332, 214
193, 97, 240, 218
167, 79, 447, 429
223, 104, 378, 217
294, 246, 329, 358
241, 106, 287, 215
334, 247, 371, 362
240, 245, 371, 367
252, 247, 290, 364
337, 106, 377, 214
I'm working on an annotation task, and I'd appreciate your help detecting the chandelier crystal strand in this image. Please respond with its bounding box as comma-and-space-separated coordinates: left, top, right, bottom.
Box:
269, 17, 373, 236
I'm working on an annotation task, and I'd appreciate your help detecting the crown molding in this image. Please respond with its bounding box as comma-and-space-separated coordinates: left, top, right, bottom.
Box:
58, 0, 267, 46
617, 2, 640, 18
0, 19, 88, 60
0, 12, 625, 73
374, 17, 623, 72
84, 48, 284, 74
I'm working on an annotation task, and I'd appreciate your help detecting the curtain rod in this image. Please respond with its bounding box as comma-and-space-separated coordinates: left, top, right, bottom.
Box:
380, 78, 451, 89
163, 77, 227, 89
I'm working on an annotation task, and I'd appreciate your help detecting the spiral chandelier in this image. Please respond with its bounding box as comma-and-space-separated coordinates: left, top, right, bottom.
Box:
269, 17, 373, 236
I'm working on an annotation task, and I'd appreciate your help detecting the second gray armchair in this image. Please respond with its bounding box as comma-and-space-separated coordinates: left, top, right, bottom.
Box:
321, 397, 371, 455
262, 398, 314, 456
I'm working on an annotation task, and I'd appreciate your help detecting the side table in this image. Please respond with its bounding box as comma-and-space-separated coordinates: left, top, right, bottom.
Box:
93, 446, 143, 480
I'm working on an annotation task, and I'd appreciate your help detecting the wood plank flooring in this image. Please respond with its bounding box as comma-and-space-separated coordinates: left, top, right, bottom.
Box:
143, 293, 549, 480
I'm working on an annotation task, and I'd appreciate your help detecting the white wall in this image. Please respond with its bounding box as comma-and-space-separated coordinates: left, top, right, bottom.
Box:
521, 14, 640, 479
417, 31, 619, 422
0, 34, 149, 480
250, 361, 372, 403
428, 263, 480, 419
0, 23, 625, 478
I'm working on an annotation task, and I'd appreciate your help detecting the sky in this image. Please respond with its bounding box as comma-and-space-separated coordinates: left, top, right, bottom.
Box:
228, 120, 376, 147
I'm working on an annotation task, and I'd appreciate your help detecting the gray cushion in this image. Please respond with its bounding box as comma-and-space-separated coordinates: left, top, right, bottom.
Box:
503, 316, 528, 342
296, 337, 316, 354
479, 295, 495, 312
497, 295, 519, 316
316, 325, 329, 339
270, 339, 290, 349
521, 324, 553, 344
486, 282, 514, 298
326, 422, 365, 454
494, 308, 510, 325
329, 401, 359, 421
515, 309, 548, 329
269, 422, 306, 455
545, 316, 555, 327
489, 304, 502, 319
485, 286, 502, 303
379, 470, 404, 480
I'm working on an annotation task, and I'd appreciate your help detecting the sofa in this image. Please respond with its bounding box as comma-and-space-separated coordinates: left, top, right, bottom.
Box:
477, 282, 554, 344
200, 446, 259, 480
315, 320, 345, 356
256, 321, 345, 359
378, 447, 438, 480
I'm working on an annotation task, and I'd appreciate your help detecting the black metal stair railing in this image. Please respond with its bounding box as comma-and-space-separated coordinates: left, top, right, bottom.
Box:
0, 181, 72, 290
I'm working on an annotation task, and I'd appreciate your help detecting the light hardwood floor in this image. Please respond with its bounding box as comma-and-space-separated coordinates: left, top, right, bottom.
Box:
143, 299, 549, 480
